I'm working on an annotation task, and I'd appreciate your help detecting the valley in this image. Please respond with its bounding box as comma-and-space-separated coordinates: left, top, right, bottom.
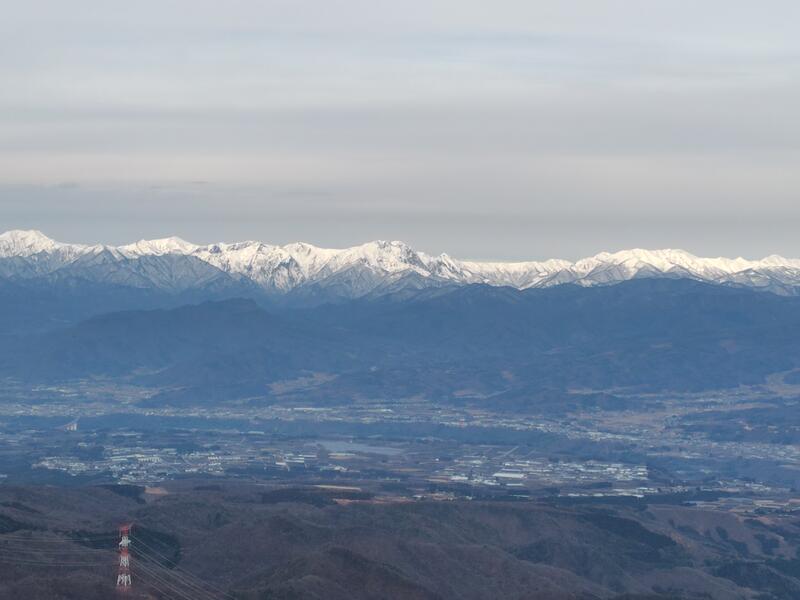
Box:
2, 232, 800, 598
2, 376, 799, 509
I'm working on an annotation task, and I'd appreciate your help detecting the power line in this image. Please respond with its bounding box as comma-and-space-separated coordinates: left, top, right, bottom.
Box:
0, 549, 110, 558
0, 555, 113, 567
136, 561, 201, 600
135, 561, 205, 600
133, 548, 221, 600
0, 529, 117, 540
0, 534, 117, 544
0, 539, 112, 550
124, 525, 220, 600
134, 571, 183, 600
0, 526, 232, 599
0, 544, 114, 568
0, 541, 116, 548
131, 535, 235, 600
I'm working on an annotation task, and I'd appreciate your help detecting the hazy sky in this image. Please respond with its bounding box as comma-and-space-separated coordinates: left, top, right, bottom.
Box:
1, 1, 799, 260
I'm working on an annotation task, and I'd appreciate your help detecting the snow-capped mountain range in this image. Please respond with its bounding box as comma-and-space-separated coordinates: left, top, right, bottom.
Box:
2, 229, 800, 297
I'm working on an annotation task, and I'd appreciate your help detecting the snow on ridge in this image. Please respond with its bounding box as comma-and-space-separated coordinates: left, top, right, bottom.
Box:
1, 230, 799, 294
119, 237, 199, 257
0, 229, 65, 257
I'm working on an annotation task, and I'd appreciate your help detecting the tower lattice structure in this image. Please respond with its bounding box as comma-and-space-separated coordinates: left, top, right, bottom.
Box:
116, 524, 133, 592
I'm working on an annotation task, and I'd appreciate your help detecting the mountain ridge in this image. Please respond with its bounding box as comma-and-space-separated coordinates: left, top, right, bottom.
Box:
5, 278, 800, 401
2, 229, 800, 297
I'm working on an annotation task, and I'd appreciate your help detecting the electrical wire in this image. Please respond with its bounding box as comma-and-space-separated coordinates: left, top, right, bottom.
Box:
133, 541, 235, 600
0, 549, 110, 559
0, 544, 113, 557
133, 572, 182, 600
135, 563, 194, 600
0, 555, 113, 567
131, 535, 235, 600
135, 561, 209, 600
0, 543, 113, 557
0, 532, 116, 538
0, 534, 117, 543
0, 526, 206, 600
133, 550, 221, 600
0, 539, 112, 548
0, 535, 116, 567
0, 530, 232, 599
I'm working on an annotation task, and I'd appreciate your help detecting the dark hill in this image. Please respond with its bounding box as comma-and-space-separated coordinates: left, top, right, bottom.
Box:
2, 481, 794, 599
3, 279, 800, 404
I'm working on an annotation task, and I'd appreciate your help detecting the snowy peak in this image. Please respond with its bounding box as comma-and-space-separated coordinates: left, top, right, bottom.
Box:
119, 237, 199, 257
573, 248, 800, 282
327, 240, 426, 274
0, 230, 64, 257
0, 230, 798, 297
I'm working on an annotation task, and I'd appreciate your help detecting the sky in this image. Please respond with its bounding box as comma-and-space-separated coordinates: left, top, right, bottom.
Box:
1, 1, 799, 260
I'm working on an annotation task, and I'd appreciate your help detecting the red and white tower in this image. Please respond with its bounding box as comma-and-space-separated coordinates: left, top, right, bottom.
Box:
116, 524, 133, 592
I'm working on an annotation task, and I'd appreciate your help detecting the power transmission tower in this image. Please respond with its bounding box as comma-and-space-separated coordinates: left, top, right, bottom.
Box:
116, 524, 133, 592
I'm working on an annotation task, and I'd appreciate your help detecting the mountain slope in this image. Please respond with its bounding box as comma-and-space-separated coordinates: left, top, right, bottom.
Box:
2, 230, 799, 300
4, 483, 791, 600
5, 280, 800, 404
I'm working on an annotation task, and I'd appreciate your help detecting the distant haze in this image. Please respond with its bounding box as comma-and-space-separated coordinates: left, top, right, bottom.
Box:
1, 1, 799, 260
